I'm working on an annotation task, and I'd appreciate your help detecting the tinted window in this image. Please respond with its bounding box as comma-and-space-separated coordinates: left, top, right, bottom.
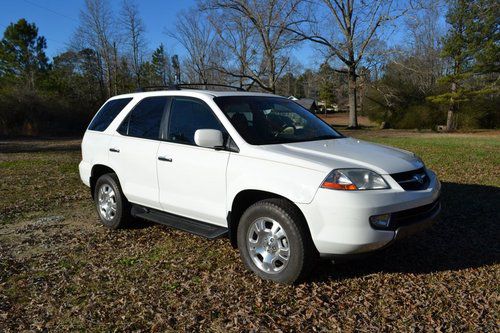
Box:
118, 97, 168, 140
88, 98, 132, 131
168, 98, 225, 145
214, 96, 342, 145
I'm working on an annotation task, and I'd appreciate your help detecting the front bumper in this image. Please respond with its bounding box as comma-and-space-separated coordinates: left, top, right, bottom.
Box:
297, 169, 441, 256
393, 199, 441, 240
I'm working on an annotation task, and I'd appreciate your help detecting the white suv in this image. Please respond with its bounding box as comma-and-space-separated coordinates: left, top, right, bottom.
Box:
79, 86, 441, 283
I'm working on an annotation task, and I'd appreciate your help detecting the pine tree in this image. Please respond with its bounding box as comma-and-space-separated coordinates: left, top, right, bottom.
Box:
318, 63, 337, 109
428, 0, 499, 131
151, 44, 171, 86
0, 19, 49, 90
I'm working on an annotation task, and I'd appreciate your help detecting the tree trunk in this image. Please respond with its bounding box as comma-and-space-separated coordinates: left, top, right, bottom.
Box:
27, 69, 35, 91
446, 81, 457, 131
239, 65, 244, 88
269, 71, 275, 94
348, 66, 358, 128
113, 42, 118, 96
133, 42, 140, 88
358, 72, 365, 117
268, 54, 276, 94
96, 51, 109, 100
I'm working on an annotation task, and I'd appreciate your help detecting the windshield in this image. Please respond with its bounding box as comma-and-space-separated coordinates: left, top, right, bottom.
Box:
213, 96, 343, 145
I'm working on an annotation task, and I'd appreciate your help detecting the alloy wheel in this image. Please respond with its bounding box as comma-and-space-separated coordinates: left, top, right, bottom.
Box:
247, 217, 290, 274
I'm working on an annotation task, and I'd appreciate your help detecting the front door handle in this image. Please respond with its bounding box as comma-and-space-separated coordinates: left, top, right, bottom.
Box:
158, 156, 172, 162
109, 148, 120, 153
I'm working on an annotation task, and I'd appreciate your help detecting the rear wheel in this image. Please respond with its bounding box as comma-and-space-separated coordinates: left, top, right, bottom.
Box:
94, 173, 131, 229
237, 198, 315, 284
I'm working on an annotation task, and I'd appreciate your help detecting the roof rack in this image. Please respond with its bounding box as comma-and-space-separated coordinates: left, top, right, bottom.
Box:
177, 83, 245, 91
135, 83, 244, 93
135, 85, 176, 92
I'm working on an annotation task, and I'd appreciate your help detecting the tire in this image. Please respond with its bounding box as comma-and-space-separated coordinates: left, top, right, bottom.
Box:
94, 173, 131, 229
237, 198, 316, 284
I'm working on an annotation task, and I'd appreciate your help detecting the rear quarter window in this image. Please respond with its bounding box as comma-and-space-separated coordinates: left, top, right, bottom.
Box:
88, 98, 133, 132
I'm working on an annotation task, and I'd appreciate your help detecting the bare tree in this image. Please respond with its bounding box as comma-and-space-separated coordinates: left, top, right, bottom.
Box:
369, 1, 445, 117
402, 0, 445, 93
201, 0, 306, 93
288, 0, 408, 128
119, 0, 146, 88
208, 13, 258, 89
75, 0, 118, 98
167, 9, 220, 85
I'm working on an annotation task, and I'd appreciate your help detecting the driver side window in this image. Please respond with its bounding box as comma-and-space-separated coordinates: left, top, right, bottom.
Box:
167, 97, 226, 145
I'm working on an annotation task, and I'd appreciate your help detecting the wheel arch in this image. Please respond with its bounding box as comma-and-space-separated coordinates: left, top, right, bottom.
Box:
227, 189, 315, 250
90, 164, 118, 199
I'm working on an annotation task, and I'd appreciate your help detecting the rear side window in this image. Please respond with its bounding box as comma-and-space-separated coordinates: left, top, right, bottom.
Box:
167, 97, 225, 145
88, 98, 132, 132
117, 97, 168, 140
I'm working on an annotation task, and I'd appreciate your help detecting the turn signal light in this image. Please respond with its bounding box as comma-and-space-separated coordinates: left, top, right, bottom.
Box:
321, 182, 357, 190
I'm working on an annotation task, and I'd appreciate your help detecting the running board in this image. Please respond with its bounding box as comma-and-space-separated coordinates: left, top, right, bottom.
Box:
131, 205, 228, 239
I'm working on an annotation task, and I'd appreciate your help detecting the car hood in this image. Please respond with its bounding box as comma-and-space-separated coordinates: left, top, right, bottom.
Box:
258, 137, 424, 175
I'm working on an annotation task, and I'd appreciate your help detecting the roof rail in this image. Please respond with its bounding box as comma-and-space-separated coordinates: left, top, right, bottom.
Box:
135, 83, 244, 93
135, 85, 178, 92
176, 83, 245, 91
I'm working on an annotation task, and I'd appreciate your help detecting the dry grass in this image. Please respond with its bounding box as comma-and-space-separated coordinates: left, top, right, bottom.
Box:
1, 132, 499, 332
318, 112, 376, 127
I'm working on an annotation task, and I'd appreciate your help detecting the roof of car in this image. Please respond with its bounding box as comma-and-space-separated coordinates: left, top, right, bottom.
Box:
110, 89, 281, 100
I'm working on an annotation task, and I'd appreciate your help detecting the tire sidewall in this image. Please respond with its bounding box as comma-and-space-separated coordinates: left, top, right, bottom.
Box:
94, 174, 125, 229
237, 201, 306, 283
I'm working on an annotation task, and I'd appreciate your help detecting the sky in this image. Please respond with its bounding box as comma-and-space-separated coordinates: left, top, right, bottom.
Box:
0, 0, 323, 68
0, 0, 199, 59
0, 0, 318, 67
0, 0, 442, 70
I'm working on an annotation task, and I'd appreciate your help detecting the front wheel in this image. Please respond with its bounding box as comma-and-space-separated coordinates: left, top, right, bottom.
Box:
237, 198, 315, 284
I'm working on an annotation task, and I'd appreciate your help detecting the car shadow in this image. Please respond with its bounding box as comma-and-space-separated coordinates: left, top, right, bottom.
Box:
308, 182, 500, 282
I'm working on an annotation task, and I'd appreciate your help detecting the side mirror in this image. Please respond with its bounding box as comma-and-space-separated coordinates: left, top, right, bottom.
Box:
194, 129, 224, 148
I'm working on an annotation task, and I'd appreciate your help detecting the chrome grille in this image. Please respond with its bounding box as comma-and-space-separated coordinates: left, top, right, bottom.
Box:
391, 167, 429, 191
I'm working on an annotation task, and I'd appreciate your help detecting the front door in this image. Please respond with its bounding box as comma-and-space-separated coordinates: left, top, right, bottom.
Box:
157, 97, 230, 226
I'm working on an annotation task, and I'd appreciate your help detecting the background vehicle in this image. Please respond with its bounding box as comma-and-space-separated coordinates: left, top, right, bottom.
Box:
79, 85, 441, 283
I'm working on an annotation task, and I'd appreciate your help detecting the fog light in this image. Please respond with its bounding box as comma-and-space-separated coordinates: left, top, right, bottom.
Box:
370, 213, 391, 228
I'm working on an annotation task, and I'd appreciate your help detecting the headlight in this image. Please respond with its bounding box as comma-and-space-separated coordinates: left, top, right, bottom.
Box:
321, 169, 390, 190
413, 154, 425, 167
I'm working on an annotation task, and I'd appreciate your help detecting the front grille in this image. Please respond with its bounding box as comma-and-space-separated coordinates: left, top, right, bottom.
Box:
391, 167, 429, 191
389, 199, 440, 230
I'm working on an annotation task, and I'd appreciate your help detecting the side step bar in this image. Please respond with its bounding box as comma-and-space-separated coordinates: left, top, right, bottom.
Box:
131, 205, 228, 239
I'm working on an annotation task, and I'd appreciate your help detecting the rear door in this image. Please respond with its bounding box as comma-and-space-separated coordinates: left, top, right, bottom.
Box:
81, 98, 133, 185
156, 97, 230, 226
108, 96, 169, 209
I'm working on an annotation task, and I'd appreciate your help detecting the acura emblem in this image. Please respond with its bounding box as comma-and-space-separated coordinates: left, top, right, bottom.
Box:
412, 174, 425, 184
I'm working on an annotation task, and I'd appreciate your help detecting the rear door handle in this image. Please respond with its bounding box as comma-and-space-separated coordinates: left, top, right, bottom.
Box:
158, 156, 172, 162
109, 148, 120, 153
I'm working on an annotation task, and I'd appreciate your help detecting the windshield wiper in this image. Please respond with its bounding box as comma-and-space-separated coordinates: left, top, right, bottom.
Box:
259, 134, 340, 145
309, 135, 339, 141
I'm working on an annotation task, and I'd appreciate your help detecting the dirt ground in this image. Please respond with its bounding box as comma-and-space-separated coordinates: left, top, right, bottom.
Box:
1, 131, 499, 332
318, 112, 376, 127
